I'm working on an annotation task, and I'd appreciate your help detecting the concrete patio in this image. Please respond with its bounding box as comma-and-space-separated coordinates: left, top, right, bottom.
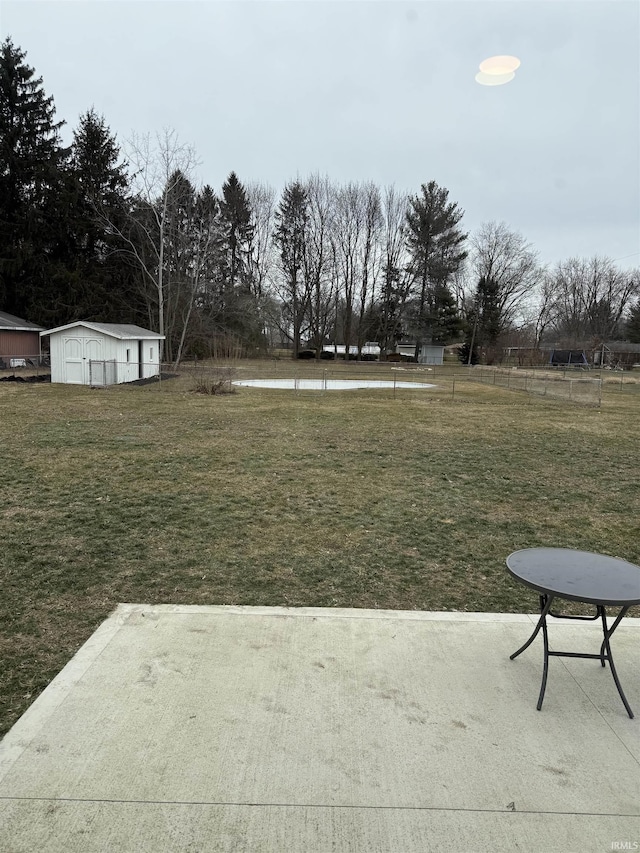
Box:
0, 605, 638, 852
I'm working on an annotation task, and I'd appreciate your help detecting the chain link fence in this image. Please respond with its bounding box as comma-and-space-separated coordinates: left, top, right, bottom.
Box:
71, 360, 623, 407
3, 355, 639, 405
468, 366, 603, 406
0, 354, 49, 370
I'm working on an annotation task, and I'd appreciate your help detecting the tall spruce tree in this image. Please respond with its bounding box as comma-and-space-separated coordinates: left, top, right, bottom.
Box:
627, 300, 640, 343
66, 108, 132, 321
274, 181, 310, 357
219, 172, 254, 295
218, 172, 259, 343
405, 180, 467, 352
462, 276, 503, 364
0, 38, 68, 321
428, 281, 461, 345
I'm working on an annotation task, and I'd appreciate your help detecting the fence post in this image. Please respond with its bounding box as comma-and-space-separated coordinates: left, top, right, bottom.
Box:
598, 378, 603, 408
452, 376, 455, 401
393, 374, 397, 399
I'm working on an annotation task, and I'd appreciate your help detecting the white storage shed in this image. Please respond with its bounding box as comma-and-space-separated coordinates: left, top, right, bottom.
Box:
418, 345, 444, 366
41, 322, 165, 386
394, 343, 445, 365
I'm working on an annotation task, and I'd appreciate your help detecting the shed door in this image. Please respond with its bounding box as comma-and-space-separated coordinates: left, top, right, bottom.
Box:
63, 336, 104, 384
63, 337, 84, 383
85, 337, 103, 361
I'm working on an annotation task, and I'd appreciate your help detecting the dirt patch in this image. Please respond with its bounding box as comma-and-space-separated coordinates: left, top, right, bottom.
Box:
0, 374, 50, 383
125, 372, 179, 387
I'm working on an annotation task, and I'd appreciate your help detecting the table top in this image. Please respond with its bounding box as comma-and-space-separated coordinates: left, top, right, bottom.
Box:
506, 548, 640, 606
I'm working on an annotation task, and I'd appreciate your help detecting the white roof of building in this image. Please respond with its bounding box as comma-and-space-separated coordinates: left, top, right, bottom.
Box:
0, 310, 44, 332
40, 321, 165, 340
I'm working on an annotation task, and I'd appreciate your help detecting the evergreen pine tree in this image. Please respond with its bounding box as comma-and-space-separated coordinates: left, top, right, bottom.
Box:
462, 276, 503, 364
429, 282, 462, 345
65, 108, 132, 321
72, 108, 129, 214
0, 38, 68, 320
476, 276, 502, 345
626, 300, 640, 343
218, 172, 259, 343
219, 172, 254, 295
405, 181, 467, 351
274, 181, 310, 357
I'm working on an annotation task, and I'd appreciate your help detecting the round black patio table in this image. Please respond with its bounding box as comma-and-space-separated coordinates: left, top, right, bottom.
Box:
506, 548, 640, 718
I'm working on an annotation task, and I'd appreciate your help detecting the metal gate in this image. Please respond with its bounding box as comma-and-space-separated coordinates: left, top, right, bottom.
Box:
89, 359, 118, 386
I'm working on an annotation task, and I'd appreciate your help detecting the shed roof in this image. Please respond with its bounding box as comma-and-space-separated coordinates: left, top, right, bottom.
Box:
0, 310, 44, 332
40, 321, 165, 340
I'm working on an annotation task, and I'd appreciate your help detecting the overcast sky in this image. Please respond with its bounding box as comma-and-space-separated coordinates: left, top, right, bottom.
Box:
3, 0, 639, 268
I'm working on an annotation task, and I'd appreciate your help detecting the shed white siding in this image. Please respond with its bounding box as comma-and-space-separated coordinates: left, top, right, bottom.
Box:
394, 344, 445, 364
50, 325, 111, 384
418, 345, 444, 365
44, 322, 163, 385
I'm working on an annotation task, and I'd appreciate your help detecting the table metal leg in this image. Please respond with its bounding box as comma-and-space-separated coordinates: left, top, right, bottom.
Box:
510, 595, 554, 661
537, 600, 551, 711
598, 607, 607, 667
599, 606, 633, 719
510, 599, 634, 718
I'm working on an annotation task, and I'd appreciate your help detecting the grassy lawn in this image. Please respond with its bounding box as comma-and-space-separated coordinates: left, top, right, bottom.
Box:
1, 360, 639, 737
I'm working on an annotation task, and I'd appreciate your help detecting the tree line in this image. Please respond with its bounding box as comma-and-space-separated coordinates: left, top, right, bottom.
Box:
1, 38, 639, 364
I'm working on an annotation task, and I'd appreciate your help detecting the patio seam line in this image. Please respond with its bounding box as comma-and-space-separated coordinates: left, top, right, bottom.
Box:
560, 658, 640, 767
555, 657, 640, 762
0, 796, 638, 818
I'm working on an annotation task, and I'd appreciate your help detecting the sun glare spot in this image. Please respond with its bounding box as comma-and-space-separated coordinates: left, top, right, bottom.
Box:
480, 55, 521, 74
475, 71, 515, 87
476, 55, 520, 86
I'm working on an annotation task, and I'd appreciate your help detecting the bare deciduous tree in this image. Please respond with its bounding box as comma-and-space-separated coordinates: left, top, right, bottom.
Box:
541, 256, 639, 344
171, 184, 222, 366
469, 221, 542, 333
100, 128, 199, 358
246, 181, 276, 300
378, 185, 411, 356
333, 182, 364, 355
304, 174, 335, 355
354, 183, 383, 355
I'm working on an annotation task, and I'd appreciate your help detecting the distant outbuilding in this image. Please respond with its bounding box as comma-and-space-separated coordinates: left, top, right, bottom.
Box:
418, 345, 445, 366
394, 342, 445, 365
40, 321, 165, 386
319, 343, 381, 360
0, 311, 44, 368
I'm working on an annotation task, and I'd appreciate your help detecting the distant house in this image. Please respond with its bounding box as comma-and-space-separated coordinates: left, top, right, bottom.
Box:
40, 321, 165, 386
0, 311, 44, 368
319, 342, 381, 361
